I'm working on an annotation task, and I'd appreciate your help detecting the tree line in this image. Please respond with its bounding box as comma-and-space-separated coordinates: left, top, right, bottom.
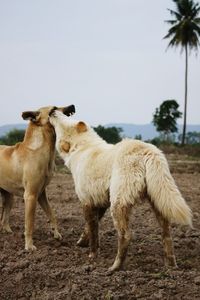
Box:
0, 100, 199, 146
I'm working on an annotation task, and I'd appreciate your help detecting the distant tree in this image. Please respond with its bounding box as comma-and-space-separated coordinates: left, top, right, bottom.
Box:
153, 100, 182, 141
164, 0, 200, 145
0, 129, 25, 145
93, 125, 122, 144
150, 137, 163, 146
134, 134, 142, 140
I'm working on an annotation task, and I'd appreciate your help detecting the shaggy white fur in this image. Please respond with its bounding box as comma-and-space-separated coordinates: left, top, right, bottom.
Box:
50, 111, 192, 271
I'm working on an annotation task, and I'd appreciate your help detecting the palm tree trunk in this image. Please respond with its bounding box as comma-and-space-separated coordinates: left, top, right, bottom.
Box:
182, 44, 188, 146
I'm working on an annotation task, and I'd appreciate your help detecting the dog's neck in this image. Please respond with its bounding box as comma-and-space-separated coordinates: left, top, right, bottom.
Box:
73, 129, 108, 149
23, 122, 56, 151
64, 129, 112, 168
62, 130, 114, 177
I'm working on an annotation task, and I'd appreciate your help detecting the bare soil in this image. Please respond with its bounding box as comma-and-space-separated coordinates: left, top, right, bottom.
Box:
0, 157, 200, 299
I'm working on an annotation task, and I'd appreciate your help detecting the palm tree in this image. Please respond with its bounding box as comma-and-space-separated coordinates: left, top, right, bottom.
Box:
164, 0, 200, 145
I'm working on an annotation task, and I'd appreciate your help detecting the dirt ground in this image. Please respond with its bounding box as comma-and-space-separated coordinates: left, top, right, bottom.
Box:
0, 156, 200, 299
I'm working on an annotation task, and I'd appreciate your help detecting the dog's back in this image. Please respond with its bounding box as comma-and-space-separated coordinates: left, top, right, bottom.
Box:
72, 136, 192, 226
109, 138, 192, 225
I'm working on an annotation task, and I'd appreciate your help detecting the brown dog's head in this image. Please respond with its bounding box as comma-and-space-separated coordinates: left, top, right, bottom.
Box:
22, 105, 75, 126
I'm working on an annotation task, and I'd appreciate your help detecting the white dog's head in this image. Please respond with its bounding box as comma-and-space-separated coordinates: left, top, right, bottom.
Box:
49, 110, 89, 156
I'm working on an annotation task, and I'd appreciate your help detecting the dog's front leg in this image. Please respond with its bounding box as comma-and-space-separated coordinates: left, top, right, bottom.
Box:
38, 190, 62, 240
77, 206, 108, 247
82, 204, 99, 259
24, 191, 37, 251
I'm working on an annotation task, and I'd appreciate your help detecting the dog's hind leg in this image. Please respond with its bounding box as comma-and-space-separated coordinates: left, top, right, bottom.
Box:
77, 206, 108, 248
0, 190, 14, 233
109, 202, 132, 272
38, 189, 62, 240
150, 202, 177, 267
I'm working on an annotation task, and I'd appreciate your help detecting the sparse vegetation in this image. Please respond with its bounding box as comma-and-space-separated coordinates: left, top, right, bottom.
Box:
93, 125, 122, 144
0, 129, 25, 145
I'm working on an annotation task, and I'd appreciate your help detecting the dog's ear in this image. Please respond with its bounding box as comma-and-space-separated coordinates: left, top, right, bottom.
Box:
22, 111, 40, 122
76, 121, 87, 133
60, 141, 70, 153
62, 105, 75, 116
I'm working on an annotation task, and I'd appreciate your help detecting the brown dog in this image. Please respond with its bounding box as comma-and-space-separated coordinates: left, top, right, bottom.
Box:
0, 105, 75, 250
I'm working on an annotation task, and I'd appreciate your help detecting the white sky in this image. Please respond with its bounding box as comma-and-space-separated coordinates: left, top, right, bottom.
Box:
0, 0, 199, 126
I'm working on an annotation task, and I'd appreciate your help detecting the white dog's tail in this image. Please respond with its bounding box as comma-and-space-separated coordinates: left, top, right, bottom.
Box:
145, 150, 192, 226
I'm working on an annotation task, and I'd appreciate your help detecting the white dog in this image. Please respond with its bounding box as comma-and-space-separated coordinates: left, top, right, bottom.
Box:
50, 111, 192, 272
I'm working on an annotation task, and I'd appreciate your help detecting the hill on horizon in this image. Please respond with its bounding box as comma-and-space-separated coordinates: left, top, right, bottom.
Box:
106, 123, 200, 140
0, 124, 27, 137
0, 123, 200, 141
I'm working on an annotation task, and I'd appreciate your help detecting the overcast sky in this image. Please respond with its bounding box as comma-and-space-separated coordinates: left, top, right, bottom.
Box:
0, 0, 199, 126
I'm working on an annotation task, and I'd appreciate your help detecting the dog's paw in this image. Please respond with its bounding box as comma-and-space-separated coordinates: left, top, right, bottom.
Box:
107, 259, 122, 273
88, 252, 97, 260
53, 230, 62, 240
106, 268, 115, 276
107, 266, 118, 275
164, 256, 178, 269
25, 244, 37, 251
77, 236, 89, 247
1, 225, 13, 233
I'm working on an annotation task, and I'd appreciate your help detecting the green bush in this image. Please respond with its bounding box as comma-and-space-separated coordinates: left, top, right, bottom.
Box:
93, 125, 122, 144
0, 129, 25, 145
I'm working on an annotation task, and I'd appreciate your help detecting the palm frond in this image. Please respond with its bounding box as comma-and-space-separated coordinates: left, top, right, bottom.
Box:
164, 0, 200, 51
165, 19, 178, 25
167, 35, 180, 48
188, 31, 200, 48
191, 21, 200, 35
193, 17, 200, 24
167, 8, 182, 20
191, 2, 200, 18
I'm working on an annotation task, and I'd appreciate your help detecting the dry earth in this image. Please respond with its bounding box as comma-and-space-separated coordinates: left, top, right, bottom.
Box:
0, 156, 200, 299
